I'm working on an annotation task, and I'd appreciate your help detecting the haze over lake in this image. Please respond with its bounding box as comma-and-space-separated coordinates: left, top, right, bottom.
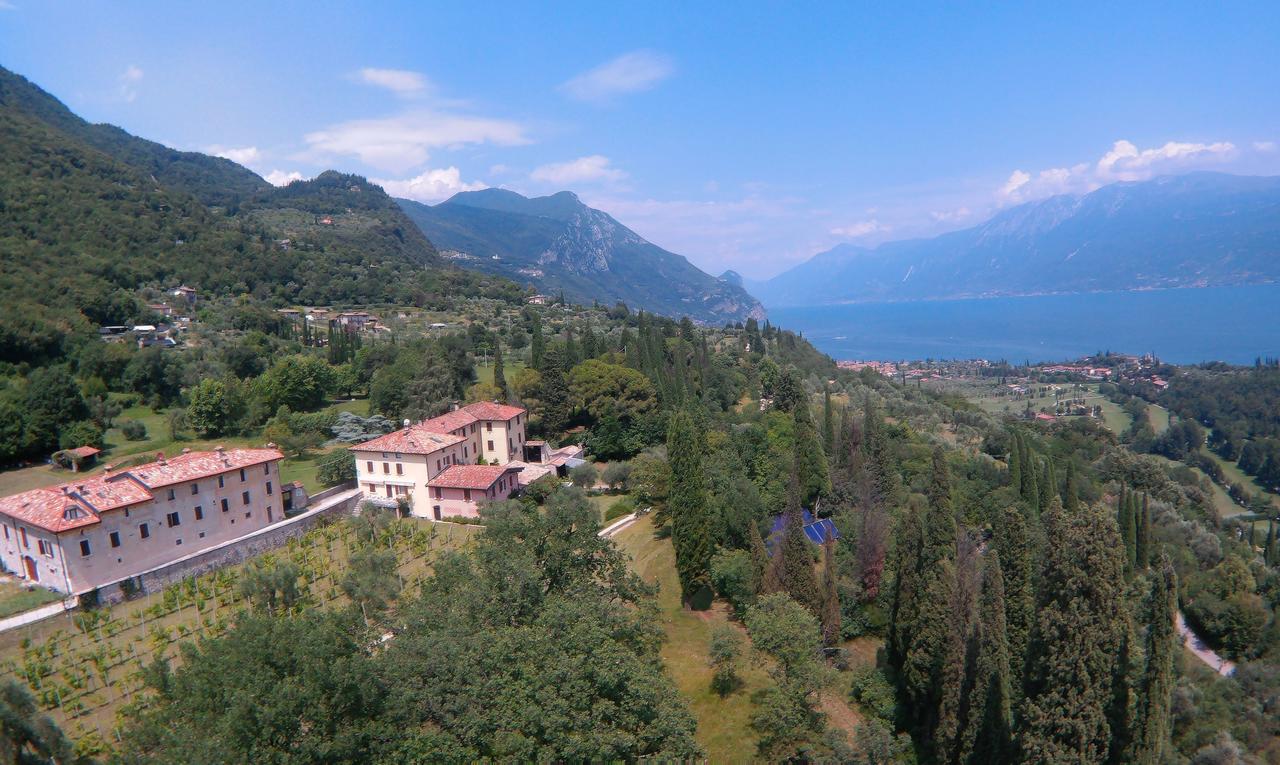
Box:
769, 284, 1280, 365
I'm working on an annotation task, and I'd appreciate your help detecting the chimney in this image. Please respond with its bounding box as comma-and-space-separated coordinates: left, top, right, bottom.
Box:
214, 445, 224, 453
155, 452, 166, 465
181, 447, 191, 454
266, 442, 277, 449
404, 419, 411, 429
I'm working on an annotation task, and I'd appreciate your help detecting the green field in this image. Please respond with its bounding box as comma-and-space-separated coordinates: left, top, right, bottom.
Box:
611, 515, 769, 760
1199, 445, 1280, 512
0, 517, 478, 751
1146, 403, 1172, 435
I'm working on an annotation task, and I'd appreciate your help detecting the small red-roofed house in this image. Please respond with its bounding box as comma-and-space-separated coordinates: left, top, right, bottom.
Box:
426, 465, 522, 519
0, 447, 284, 595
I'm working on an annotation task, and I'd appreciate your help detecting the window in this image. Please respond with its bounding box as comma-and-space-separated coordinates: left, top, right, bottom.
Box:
394, 452, 401, 459
194, 506, 204, 521
140, 523, 150, 539
79, 540, 91, 557
395, 463, 403, 475
239, 468, 246, 482
383, 462, 389, 474
435, 459, 441, 471
166, 512, 180, 528
463, 489, 472, 501
264, 463, 270, 475
487, 440, 494, 451
221, 498, 229, 513
367, 461, 374, 473
242, 491, 250, 505
2, 526, 7, 540
37, 540, 51, 556
266, 481, 273, 495
191, 483, 199, 495
486, 422, 492, 432
433, 487, 442, 499
19, 528, 28, 549
198, 532, 206, 539
176, 539, 182, 546
385, 486, 392, 498
218, 475, 224, 488
109, 531, 121, 548
463, 446, 468, 458
166, 488, 175, 501
245, 511, 251, 519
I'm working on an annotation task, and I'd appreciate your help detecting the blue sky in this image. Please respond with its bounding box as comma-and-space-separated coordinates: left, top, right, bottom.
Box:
3, 1, 1279, 279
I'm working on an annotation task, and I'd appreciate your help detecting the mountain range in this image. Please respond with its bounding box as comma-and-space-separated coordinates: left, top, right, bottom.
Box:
755, 172, 1280, 307
398, 190, 765, 324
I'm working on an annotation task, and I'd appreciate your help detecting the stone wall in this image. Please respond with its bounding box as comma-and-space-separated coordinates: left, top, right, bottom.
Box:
90, 483, 360, 605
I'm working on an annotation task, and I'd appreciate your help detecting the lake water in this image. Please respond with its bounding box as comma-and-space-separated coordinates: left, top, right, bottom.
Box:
767, 285, 1280, 365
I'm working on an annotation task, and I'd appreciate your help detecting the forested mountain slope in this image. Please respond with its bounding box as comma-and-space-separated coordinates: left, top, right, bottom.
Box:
398, 189, 767, 324
0, 66, 514, 363
758, 173, 1280, 307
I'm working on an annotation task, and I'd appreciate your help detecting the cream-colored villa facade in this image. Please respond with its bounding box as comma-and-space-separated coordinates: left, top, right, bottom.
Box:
0, 447, 285, 595
353, 401, 528, 518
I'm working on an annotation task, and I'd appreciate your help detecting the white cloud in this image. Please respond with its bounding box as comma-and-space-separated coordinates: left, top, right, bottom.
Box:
118, 65, 143, 103
1096, 139, 1236, 181
206, 145, 261, 166
373, 167, 486, 203
0, 1, 17, 10
530, 155, 627, 185
930, 207, 971, 223
1254, 141, 1277, 153
998, 139, 1238, 204
560, 50, 674, 102
830, 220, 886, 238
302, 110, 529, 173
265, 170, 304, 186
488, 164, 510, 176
357, 67, 430, 96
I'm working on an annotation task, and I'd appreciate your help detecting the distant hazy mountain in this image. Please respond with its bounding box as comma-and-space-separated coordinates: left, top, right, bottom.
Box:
398, 189, 766, 323
757, 173, 1280, 307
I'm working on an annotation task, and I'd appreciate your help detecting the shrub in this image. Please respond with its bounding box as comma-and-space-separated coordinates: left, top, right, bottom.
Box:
849, 666, 898, 722
316, 449, 356, 487
604, 497, 635, 523
121, 419, 148, 441
710, 548, 759, 616
522, 474, 560, 504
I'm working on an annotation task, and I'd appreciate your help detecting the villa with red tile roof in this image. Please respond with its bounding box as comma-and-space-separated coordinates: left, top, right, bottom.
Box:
0, 447, 285, 595
352, 401, 528, 519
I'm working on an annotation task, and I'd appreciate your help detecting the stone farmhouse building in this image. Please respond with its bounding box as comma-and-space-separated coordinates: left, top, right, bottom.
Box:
353, 401, 529, 519
0, 447, 285, 595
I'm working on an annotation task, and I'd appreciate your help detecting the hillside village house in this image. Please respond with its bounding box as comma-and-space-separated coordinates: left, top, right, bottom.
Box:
0, 447, 284, 595
353, 401, 528, 519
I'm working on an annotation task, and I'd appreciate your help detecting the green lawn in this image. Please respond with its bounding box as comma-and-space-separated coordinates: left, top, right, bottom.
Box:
1146, 404, 1171, 435
474, 359, 526, 388
0, 580, 63, 619
1199, 445, 1280, 512
611, 516, 769, 761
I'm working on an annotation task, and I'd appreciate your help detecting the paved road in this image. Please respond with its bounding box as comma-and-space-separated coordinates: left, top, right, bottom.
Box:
1177, 611, 1236, 676
0, 598, 72, 633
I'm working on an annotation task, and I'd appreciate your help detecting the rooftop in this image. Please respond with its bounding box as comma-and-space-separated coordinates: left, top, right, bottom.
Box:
352, 426, 466, 456
0, 447, 284, 533
427, 464, 521, 491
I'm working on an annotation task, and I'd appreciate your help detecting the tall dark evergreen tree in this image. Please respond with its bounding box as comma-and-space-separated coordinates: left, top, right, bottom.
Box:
530, 314, 546, 371
819, 540, 841, 646
1132, 555, 1177, 765
1062, 461, 1080, 513
1037, 459, 1053, 518
492, 341, 509, 401
792, 399, 831, 508
1008, 432, 1023, 495
1118, 486, 1137, 575
995, 507, 1034, 692
667, 410, 713, 608
1020, 498, 1127, 763
538, 345, 571, 434
822, 386, 835, 458
888, 496, 927, 671
1134, 493, 1151, 571
962, 550, 1013, 765
765, 471, 820, 614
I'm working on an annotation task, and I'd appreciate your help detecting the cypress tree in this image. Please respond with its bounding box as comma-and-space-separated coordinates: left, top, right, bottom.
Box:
792, 399, 832, 508
765, 472, 820, 613
1008, 432, 1022, 494
667, 410, 713, 608
1106, 615, 1137, 764
1037, 459, 1053, 519
1020, 499, 1127, 763
1019, 439, 1036, 503
1119, 487, 1137, 574
937, 541, 980, 762
1132, 555, 1178, 765
1265, 521, 1277, 566
530, 314, 545, 371
564, 327, 579, 368
749, 521, 769, 594
822, 386, 835, 458
538, 345, 570, 433
492, 341, 508, 401
904, 557, 956, 731
1134, 493, 1151, 570
1063, 461, 1080, 513
888, 497, 927, 670
962, 550, 1013, 765
820, 540, 841, 646
995, 507, 1033, 693
927, 446, 957, 542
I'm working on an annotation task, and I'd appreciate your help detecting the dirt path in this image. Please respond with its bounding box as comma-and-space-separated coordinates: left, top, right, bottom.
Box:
1177, 611, 1235, 676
